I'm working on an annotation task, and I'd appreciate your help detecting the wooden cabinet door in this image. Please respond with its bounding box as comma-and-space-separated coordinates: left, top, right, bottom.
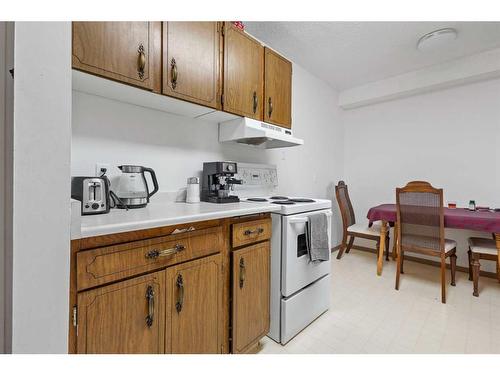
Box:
76, 271, 165, 354
72, 22, 161, 91
163, 22, 222, 109
166, 253, 223, 353
223, 23, 264, 120
264, 47, 292, 128
232, 242, 270, 353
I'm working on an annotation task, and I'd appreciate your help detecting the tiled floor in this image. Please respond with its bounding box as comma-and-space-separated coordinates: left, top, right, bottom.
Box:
259, 250, 500, 354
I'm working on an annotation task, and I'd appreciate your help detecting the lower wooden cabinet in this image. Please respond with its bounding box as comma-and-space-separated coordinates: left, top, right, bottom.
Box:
70, 216, 271, 354
165, 253, 223, 353
77, 271, 166, 354
76, 254, 223, 354
232, 241, 270, 353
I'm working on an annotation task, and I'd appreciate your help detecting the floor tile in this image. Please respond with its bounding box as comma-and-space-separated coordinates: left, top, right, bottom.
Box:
259, 250, 500, 354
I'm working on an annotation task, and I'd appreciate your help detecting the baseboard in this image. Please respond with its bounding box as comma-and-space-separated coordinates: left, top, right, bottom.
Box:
332, 244, 498, 280
331, 245, 341, 252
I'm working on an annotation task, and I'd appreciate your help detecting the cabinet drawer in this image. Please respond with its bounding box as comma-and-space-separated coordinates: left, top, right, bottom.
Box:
77, 226, 222, 290
232, 218, 271, 248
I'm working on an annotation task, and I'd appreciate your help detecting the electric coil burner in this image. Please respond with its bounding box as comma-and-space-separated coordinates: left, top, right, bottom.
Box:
289, 198, 315, 203
247, 197, 268, 202
272, 200, 295, 205
270, 196, 289, 200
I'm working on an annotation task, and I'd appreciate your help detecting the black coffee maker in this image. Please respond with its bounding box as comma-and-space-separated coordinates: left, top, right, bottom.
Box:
201, 162, 242, 203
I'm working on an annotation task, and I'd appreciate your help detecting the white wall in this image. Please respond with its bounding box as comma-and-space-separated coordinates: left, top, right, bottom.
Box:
10, 22, 71, 353
2, 21, 14, 354
72, 63, 344, 245
0, 21, 6, 354
343, 77, 500, 272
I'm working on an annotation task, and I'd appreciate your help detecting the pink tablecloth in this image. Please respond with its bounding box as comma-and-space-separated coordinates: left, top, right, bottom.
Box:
367, 204, 500, 234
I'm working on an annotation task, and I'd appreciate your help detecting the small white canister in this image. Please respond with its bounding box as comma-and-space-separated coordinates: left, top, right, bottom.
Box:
186, 177, 200, 203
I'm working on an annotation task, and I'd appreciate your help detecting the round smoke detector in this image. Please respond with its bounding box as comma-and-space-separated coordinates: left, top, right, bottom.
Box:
417, 28, 458, 51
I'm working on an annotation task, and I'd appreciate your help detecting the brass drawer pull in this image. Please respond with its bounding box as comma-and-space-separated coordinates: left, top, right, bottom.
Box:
145, 244, 185, 259
171, 58, 178, 89
244, 228, 264, 236
268, 97, 273, 118
137, 43, 146, 79
171, 226, 195, 235
239, 258, 245, 289
176, 274, 184, 313
145, 285, 155, 327
252, 91, 258, 114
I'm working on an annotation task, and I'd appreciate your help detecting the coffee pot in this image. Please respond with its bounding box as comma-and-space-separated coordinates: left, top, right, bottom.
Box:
115, 165, 159, 208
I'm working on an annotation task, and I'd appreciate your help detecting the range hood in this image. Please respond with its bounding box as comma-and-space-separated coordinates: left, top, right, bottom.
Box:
219, 117, 304, 149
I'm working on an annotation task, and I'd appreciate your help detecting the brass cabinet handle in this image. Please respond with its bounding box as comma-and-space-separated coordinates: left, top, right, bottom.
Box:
145, 244, 185, 259
176, 274, 184, 313
239, 258, 245, 289
244, 228, 264, 236
137, 44, 146, 79
252, 91, 258, 114
145, 285, 155, 327
268, 97, 273, 118
171, 58, 178, 89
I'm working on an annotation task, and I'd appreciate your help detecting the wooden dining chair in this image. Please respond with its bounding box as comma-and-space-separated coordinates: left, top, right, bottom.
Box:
395, 181, 457, 303
467, 237, 499, 297
335, 180, 390, 260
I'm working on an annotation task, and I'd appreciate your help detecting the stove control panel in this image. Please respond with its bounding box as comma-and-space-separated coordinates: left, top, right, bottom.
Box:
236, 163, 278, 187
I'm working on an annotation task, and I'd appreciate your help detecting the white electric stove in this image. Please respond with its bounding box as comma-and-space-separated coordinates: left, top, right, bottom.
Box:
235, 163, 332, 345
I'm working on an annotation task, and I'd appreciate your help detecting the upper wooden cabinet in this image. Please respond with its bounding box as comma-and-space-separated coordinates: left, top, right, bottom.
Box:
264, 47, 292, 128
72, 22, 161, 92
165, 253, 223, 354
223, 23, 264, 120
232, 241, 270, 353
162, 22, 222, 109
76, 271, 165, 354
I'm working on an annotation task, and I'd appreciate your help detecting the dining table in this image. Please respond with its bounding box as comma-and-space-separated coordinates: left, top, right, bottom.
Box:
366, 204, 500, 279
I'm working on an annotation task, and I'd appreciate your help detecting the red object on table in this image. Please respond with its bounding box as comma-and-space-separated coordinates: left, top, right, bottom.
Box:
367, 204, 500, 233
232, 21, 245, 30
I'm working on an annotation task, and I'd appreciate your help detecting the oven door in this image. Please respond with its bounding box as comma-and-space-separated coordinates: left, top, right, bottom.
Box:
281, 209, 332, 297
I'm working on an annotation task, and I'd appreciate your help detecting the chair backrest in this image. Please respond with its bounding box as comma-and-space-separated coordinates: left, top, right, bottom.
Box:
396, 181, 445, 253
335, 181, 356, 232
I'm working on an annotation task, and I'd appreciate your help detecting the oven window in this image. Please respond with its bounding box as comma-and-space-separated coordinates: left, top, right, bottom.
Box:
297, 233, 308, 257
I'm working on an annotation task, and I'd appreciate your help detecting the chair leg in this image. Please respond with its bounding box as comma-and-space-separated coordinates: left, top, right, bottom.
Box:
450, 252, 457, 286
395, 245, 401, 290
441, 257, 446, 304
345, 236, 354, 254
497, 258, 500, 283
400, 250, 404, 274
385, 235, 390, 261
391, 229, 397, 261
336, 233, 348, 260
467, 249, 473, 281
472, 252, 480, 297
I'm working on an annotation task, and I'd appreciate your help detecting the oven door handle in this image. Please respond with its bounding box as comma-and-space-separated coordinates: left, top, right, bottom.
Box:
289, 212, 332, 224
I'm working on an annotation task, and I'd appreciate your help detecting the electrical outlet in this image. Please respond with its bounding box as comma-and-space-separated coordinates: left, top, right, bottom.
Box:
95, 163, 110, 177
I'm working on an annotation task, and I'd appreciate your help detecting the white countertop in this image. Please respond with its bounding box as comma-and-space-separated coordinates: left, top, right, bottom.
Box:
73, 201, 281, 239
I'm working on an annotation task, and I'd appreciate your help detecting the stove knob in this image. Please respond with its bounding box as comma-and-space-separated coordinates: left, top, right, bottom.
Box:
91, 203, 100, 210
226, 164, 234, 172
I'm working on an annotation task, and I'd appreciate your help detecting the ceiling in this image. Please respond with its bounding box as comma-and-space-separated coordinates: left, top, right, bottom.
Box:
244, 22, 500, 90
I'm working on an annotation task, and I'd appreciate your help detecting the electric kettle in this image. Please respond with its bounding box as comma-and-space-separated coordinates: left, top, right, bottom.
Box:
115, 165, 159, 209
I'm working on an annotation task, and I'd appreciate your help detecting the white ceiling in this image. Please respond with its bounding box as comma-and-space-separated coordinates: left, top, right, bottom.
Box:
244, 22, 500, 90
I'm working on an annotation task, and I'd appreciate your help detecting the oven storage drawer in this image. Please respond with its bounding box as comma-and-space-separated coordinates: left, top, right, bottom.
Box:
280, 274, 331, 344
232, 218, 271, 248
77, 226, 222, 290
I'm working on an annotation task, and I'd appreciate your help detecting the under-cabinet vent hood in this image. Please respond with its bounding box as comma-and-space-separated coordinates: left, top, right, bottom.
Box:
219, 117, 304, 149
